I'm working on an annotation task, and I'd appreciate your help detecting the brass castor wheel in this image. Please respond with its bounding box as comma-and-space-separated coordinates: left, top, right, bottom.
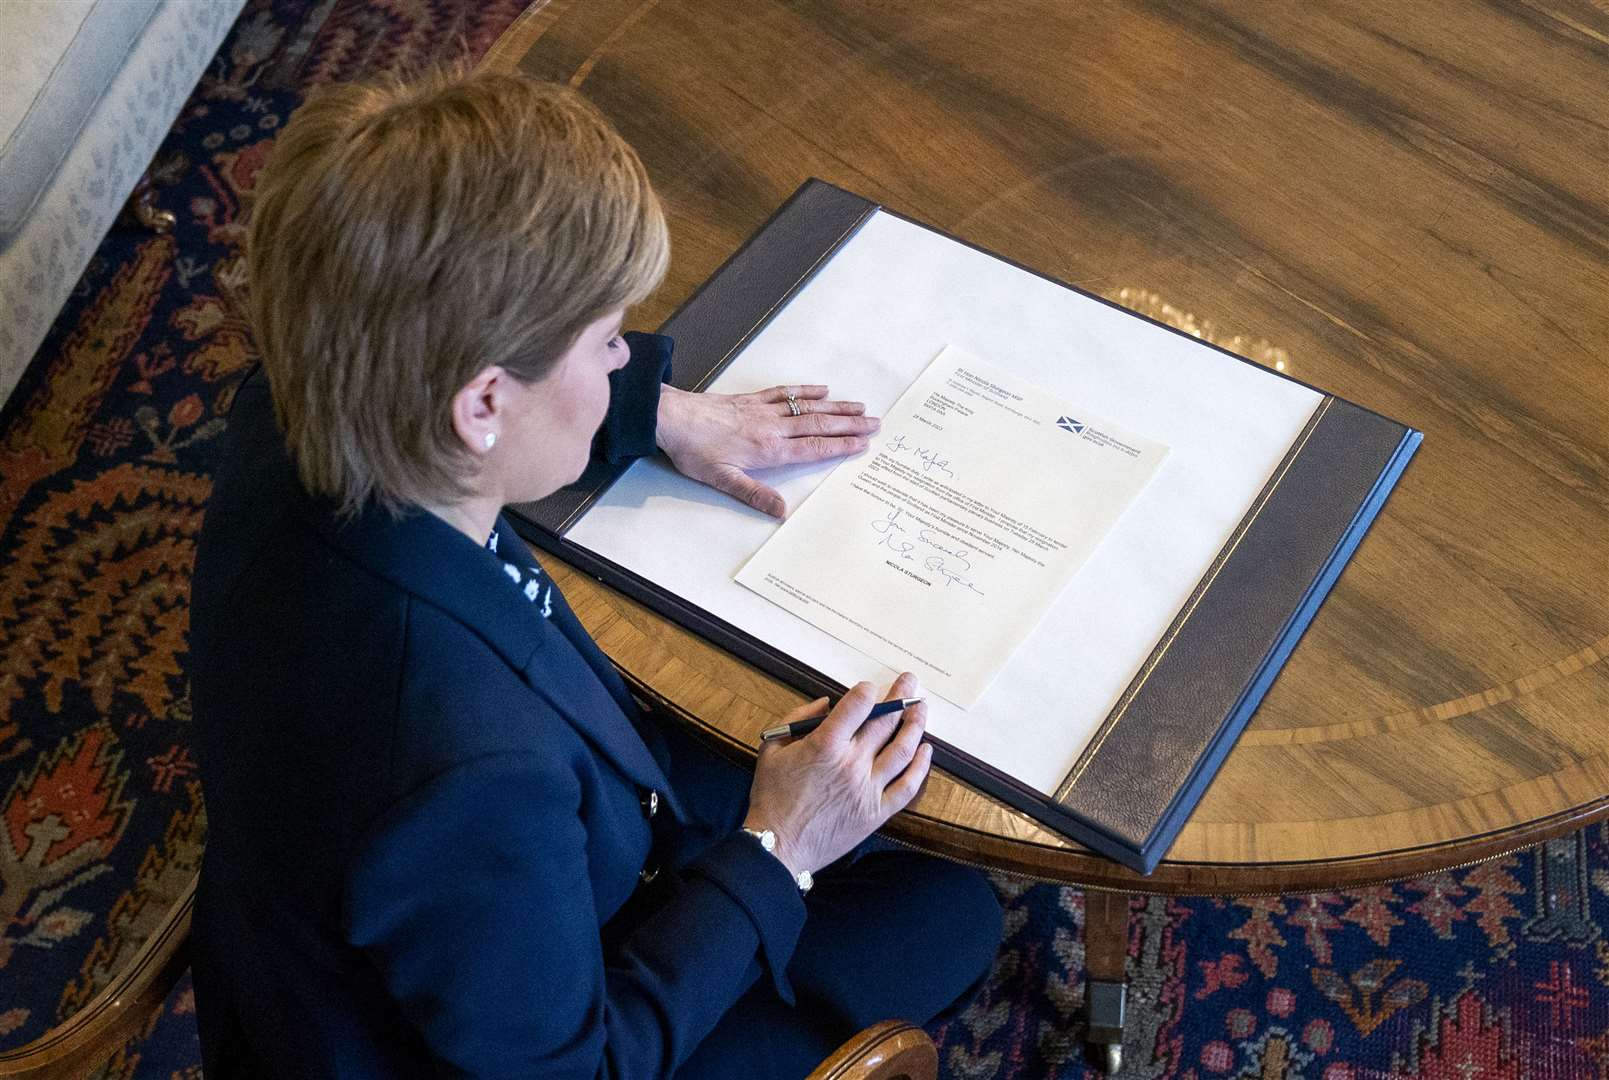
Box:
1086, 977, 1126, 1073
120, 176, 175, 234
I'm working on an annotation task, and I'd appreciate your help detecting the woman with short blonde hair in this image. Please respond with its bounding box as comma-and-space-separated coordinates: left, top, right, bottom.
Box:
248, 71, 669, 515
191, 67, 1000, 1079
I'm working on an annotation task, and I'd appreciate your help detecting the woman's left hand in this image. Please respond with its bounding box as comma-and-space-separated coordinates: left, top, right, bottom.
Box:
656, 384, 880, 518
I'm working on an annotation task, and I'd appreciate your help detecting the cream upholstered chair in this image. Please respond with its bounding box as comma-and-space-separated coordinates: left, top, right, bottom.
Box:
0, 0, 248, 409
0, 873, 937, 1080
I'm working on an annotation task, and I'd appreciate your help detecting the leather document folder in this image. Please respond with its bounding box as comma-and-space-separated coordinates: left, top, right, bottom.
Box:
507, 179, 1423, 873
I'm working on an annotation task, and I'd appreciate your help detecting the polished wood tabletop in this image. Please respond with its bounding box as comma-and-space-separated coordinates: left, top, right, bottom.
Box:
483, 0, 1609, 893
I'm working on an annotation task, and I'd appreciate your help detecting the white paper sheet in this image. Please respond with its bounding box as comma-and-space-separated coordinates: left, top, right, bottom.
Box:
567, 210, 1321, 795
736, 347, 1167, 708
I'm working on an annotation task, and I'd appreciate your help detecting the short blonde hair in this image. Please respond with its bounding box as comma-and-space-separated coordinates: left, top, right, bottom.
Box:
247, 69, 669, 516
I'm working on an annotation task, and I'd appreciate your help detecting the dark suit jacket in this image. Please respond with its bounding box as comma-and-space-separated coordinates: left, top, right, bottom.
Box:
190, 334, 807, 1078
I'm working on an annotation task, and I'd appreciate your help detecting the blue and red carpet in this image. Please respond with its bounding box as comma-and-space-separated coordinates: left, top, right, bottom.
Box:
1, 2, 1606, 1076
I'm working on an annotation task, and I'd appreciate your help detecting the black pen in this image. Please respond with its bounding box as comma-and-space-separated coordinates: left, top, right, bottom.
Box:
759, 697, 924, 742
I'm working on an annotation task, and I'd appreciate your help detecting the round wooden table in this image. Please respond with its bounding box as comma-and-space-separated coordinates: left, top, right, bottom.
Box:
482, 1, 1609, 897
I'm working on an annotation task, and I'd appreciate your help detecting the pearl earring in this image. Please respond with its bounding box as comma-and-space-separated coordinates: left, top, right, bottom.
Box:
484, 432, 497, 450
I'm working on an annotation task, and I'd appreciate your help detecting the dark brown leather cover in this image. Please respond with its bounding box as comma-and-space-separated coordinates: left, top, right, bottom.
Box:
506, 179, 1422, 873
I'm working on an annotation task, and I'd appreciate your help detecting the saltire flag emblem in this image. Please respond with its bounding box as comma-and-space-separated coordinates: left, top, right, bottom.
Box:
1056, 416, 1085, 434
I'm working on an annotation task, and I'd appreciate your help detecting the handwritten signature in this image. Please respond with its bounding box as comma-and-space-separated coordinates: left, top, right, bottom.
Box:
884, 434, 955, 479
867, 510, 985, 594
924, 555, 986, 595
871, 509, 916, 559
917, 530, 970, 570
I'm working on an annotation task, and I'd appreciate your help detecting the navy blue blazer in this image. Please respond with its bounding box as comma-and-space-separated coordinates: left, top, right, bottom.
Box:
190, 334, 807, 1078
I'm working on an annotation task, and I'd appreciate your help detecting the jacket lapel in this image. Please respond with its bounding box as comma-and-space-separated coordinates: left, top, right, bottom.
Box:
303, 498, 672, 800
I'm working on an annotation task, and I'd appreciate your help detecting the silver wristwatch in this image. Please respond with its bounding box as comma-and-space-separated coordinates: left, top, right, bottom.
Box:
741, 827, 813, 894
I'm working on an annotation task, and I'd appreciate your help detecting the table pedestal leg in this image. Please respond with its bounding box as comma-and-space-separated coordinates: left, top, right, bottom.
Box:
1084, 889, 1131, 1073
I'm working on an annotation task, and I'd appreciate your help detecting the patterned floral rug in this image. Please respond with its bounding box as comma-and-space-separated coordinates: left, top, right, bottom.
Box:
1, 1, 1606, 1077
0, 0, 531, 1064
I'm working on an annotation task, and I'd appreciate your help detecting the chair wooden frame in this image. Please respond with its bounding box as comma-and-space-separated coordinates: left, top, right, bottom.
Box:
0, 879, 195, 1079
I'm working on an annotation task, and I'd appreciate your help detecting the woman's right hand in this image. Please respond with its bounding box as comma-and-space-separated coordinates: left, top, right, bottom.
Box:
742, 674, 932, 877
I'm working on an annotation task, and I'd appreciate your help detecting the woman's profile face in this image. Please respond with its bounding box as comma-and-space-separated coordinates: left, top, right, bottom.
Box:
502, 307, 630, 503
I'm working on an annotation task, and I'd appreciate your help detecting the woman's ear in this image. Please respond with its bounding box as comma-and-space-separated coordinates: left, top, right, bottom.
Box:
450, 366, 506, 455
